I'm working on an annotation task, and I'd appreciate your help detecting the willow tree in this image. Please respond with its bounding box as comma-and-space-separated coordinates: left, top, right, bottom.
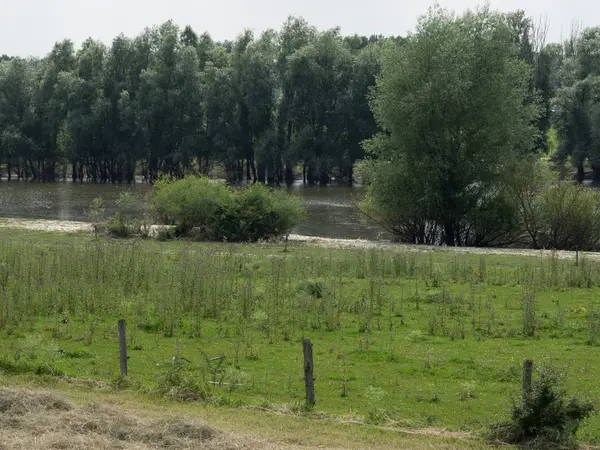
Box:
364, 7, 538, 245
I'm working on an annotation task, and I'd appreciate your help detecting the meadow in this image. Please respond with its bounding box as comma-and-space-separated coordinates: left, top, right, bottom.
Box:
1, 229, 600, 444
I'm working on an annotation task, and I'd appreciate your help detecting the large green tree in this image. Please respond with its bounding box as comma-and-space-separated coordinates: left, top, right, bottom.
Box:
364, 7, 538, 245
554, 27, 600, 182
0, 58, 39, 179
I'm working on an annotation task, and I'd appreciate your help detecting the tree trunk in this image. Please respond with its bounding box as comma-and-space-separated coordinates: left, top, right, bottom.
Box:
257, 162, 266, 184
250, 158, 257, 183
576, 162, 585, 184
592, 164, 600, 184
285, 165, 294, 186
266, 158, 275, 185
347, 164, 353, 186
319, 167, 329, 186
444, 221, 455, 246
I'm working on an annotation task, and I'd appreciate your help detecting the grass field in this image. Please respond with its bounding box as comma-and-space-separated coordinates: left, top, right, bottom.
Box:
0, 228, 599, 446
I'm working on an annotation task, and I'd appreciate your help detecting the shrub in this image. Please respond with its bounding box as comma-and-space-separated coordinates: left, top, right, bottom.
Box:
537, 183, 600, 251
87, 197, 105, 238
151, 176, 230, 236
489, 366, 595, 448
504, 158, 600, 250
151, 176, 305, 242
106, 191, 138, 237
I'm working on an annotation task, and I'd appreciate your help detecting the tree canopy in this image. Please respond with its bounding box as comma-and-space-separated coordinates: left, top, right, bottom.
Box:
362, 7, 539, 246
0, 18, 386, 184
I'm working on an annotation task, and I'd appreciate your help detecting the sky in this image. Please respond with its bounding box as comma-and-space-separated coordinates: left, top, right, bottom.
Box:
0, 0, 598, 57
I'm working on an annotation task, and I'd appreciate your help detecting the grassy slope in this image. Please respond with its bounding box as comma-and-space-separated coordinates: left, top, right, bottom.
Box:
0, 376, 488, 449
0, 228, 598, 446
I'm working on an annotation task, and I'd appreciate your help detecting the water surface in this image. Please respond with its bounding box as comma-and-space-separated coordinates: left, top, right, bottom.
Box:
0, 181, 387, 240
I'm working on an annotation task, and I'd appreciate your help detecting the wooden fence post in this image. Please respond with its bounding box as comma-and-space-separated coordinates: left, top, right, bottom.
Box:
523, 359, 533, 408
118, 319, 128, 377
576, 246, 580, 266
303, 338, 315, 406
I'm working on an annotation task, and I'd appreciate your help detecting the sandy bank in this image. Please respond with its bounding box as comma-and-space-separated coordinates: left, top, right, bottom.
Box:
0, 217, 594, 262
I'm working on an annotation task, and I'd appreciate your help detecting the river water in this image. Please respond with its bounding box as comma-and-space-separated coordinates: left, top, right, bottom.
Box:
0, 181, 388, 240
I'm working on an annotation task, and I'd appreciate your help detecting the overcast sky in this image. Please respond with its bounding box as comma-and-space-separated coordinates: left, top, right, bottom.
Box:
0, 0, 597, 57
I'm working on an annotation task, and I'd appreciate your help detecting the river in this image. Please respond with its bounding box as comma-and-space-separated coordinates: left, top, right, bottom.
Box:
0, 181, 388, 240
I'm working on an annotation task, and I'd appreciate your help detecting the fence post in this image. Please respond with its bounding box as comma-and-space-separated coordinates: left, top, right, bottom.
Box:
576, 246, 579, 266
303, 338, 315, 406
523, 359, 533, 408
118, 319, 128, 377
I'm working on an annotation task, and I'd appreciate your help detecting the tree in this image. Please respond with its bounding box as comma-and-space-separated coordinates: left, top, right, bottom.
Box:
364, 6, 538, 246
231, 30, 278, 183
0, 58, 39, 180
62, 38, 107, 182
338, 42, 382, 184
285, 29, 354, 185
553, 27, 600, 182
276, 16, 317, 185
33, 40, 76, 181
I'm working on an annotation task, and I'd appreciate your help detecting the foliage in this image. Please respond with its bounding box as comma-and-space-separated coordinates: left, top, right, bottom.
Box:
503, 159, 600, 250
151, 176, 305, 242
106, 191, 138, 237
553, 28, 600, 182
489, 366, 595, 448
538, 183, 600, 250
363, 6, 538, 246
151, 176, 230, 235
0, 18, 383, 185
87, 197, 105, 238
503, 157, 555, 248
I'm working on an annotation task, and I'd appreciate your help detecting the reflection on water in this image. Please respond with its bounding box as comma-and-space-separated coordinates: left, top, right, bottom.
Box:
0, 180, 388, 240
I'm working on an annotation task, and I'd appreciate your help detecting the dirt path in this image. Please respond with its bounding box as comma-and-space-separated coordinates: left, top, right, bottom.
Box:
0, 217, 594, 262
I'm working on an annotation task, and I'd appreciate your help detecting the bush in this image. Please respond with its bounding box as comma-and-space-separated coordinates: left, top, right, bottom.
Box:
538, 184, 600, 251
504, 158, 600, 251
489, 366, 595, 448
87, 197, 105, 238
151, 176, 305, 242
106, 191, 138, 237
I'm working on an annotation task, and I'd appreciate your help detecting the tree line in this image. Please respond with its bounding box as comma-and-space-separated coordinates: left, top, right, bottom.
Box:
1, 12, 596, 187
0, 18, 391, 184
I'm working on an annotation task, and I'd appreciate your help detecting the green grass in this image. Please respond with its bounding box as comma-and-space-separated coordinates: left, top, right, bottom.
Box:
0, 229, 599, 444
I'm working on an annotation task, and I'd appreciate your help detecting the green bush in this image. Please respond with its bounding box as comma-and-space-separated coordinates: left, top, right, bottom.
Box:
537, 184, 600, 251
87, 197, 105, 238
151, 176, 305, 242
505, 159, 600, 250
106, 191, 138, 238
489, 366, 595, 448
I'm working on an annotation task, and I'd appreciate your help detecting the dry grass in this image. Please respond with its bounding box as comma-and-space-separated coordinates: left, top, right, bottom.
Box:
0, 387, 295, 450
0, 385, 495, 450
